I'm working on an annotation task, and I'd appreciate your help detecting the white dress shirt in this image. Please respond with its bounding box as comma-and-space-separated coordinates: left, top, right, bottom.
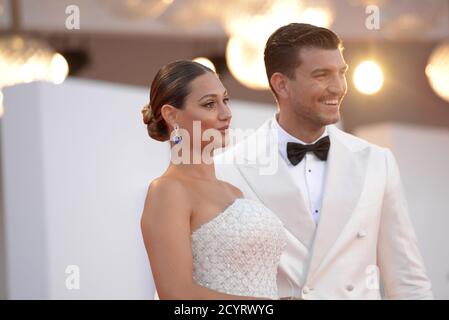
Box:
271, 114, 328, 224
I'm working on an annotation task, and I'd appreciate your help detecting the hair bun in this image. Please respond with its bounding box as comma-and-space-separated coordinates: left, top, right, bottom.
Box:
141, 103, 152, 125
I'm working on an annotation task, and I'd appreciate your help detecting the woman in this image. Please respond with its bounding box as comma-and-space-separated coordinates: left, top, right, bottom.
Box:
140, 60, 287, 299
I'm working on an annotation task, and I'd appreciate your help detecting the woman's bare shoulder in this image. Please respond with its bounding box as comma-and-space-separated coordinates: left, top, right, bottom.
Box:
144, 176, 192, 217
149, 175, 187, 195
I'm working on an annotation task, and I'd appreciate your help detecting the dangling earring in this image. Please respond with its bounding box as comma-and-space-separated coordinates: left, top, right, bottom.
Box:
172, 123, 182, 144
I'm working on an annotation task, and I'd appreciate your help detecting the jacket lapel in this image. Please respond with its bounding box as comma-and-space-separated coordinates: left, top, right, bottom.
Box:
306, 127, 371, 280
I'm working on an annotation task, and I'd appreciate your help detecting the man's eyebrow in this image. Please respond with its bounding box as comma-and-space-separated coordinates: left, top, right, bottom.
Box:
311, 64, 349, 74
198, 90, 228, 101
311, 68, 330, 74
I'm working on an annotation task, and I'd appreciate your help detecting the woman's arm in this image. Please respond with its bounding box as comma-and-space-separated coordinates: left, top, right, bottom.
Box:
141, 177, 271, 300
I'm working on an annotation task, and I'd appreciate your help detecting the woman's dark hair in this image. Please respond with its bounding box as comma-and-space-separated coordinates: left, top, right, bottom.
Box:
264, 23, 342, 96
141, 60, 214, 141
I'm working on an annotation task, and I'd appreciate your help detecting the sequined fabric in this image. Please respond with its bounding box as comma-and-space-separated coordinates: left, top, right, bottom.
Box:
191, 198, 286, 300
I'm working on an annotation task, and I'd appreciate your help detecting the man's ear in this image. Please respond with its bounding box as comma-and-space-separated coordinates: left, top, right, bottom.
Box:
160, 104, 179, 129
270, 72, 290, 99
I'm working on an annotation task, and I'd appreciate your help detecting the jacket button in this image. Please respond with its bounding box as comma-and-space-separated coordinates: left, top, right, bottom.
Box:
357, 230, 367, 238
346, 285, 354, 291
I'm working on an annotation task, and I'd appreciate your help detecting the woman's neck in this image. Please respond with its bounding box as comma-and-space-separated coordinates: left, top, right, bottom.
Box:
167, 162, 216, 181
167, 140, 219, 181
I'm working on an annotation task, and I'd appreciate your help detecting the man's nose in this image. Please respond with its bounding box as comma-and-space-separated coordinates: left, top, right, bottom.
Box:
328, 75, 347, 96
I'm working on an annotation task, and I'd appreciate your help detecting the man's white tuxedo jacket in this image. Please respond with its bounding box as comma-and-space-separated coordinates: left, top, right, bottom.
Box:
214, 119, 433, 300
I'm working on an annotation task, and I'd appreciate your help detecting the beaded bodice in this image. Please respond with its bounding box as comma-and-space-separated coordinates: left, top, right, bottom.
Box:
191, 198, 286, 299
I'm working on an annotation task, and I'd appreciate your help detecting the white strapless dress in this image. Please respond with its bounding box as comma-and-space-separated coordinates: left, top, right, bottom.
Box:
191, 198, 287, 300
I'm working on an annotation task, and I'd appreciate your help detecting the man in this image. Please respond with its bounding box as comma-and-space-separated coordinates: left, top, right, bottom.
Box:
215, 23, 433, 299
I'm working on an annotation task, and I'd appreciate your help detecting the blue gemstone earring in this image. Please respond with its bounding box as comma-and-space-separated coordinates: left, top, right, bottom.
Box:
173, 123, 182, 144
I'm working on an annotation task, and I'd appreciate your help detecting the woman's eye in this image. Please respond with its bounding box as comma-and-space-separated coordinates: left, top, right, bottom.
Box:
204, 101, 215, 108
223, 98, 230, 104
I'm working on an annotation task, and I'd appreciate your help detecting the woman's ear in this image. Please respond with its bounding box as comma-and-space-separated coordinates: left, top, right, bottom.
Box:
160, 104, 178, 129
270, 72, 290, 100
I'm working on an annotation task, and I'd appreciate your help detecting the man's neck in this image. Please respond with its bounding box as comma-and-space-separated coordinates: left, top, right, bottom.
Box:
277, 113, 326, 144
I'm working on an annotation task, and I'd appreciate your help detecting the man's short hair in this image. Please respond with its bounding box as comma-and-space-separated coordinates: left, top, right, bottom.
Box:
264, 23, 343, 96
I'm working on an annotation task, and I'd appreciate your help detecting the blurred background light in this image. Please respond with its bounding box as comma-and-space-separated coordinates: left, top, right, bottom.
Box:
104, 0, 335, 90
0, 35, 69, 87
224, 0, 334, 90
0, 0, 70, 117
226, 36, 269, 91
193, 57, 216, 73
426, 41, 449, 103
100, 0, 174, 19
353, 60, 384, 95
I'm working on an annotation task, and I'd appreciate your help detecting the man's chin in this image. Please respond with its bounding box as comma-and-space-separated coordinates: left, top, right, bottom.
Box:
320, 112, 340, 126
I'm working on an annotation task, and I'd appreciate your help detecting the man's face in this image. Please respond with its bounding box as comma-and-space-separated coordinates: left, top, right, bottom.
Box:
286, 47, 348, 127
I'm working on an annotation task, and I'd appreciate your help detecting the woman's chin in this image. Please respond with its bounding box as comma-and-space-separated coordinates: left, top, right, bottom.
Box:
221, 133, 231, 148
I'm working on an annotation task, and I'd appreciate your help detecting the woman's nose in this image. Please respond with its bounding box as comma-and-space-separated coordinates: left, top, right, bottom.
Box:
218, 104, 232, 121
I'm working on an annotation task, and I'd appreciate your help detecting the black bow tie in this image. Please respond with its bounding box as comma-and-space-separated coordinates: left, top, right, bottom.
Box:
286, 136, 330, 166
